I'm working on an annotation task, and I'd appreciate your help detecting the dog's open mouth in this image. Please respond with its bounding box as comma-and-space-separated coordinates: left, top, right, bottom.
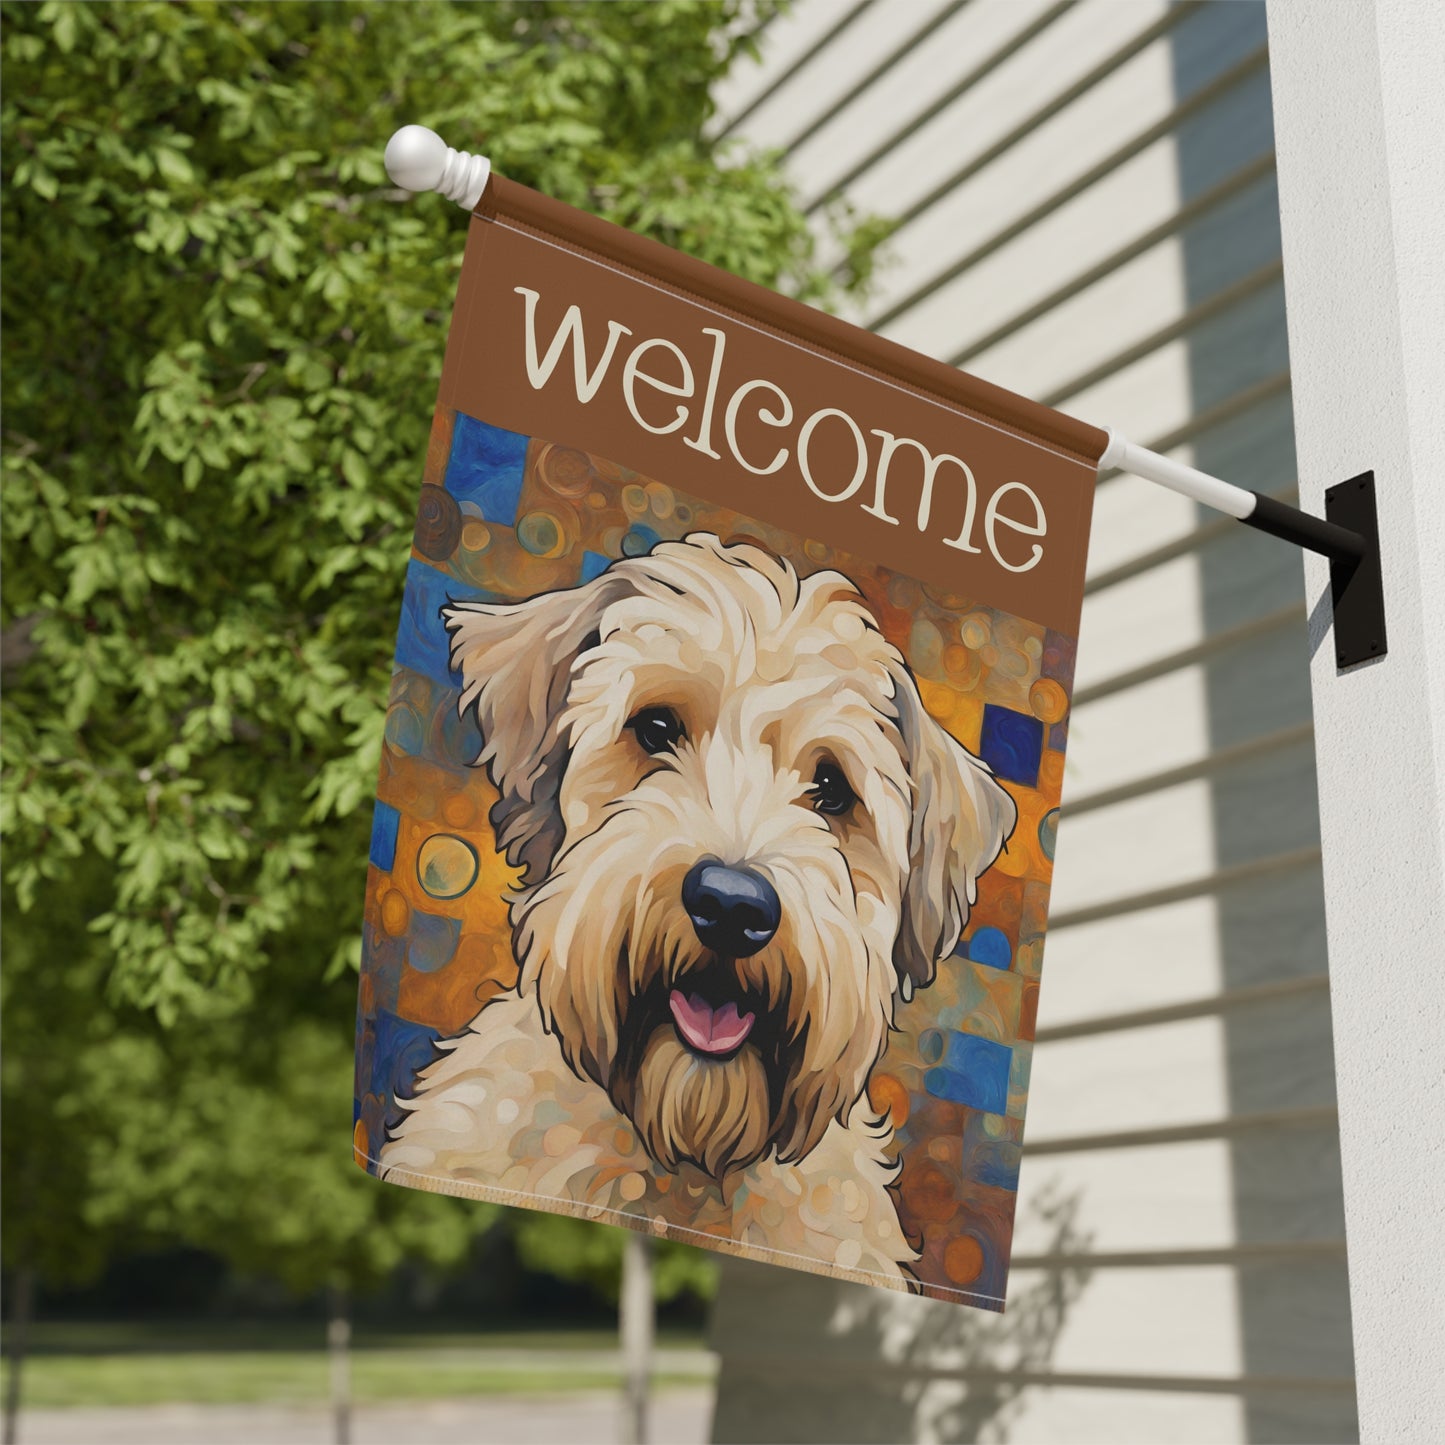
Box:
669, 988, 755, 1056
611, 953, 795, 1173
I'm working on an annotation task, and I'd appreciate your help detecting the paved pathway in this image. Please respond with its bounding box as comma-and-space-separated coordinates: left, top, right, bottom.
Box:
13, 1388, 714, 1444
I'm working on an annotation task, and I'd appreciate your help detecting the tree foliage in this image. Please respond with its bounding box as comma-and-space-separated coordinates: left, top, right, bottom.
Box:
1, 0, 884, 1301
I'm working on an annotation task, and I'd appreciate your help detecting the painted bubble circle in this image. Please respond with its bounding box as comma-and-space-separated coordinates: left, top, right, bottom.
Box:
517, 509, 570, 559
621, 524, 661, 558
645, 481, 675, 519
901, 1161, 958, 1223
997, 647, 1031, 680
1028, 677, 1069, 724
416, 834, 480, 900
460, 520, 492, 553
380, 888, 411, 937
384, 701, 425, 756
1039, 808, 1059, 862
414, 484, 462, 560
536, 444, 596, 498
959, 613, 992, 649
943, 1234, 985, 1285
440, 792, 477, 829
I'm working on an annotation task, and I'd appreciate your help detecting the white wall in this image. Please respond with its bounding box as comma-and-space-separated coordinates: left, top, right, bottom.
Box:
709, 4, 1358, 1440
1268, 2, 1445, 1440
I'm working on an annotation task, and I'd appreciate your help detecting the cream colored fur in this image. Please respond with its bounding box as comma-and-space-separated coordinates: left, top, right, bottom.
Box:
381, 988, 916, 1286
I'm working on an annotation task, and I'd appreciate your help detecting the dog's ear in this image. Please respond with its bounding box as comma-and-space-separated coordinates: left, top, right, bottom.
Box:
889, 662, 1017, 997
443, 571, 626, 884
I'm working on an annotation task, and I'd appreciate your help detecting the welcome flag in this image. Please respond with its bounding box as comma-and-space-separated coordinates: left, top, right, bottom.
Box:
354, 173, 1106, 1311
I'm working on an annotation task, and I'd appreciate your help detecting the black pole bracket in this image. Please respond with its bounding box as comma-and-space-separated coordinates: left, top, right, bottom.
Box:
1242, 472, 1386, 669
1323, 471, 1386, 668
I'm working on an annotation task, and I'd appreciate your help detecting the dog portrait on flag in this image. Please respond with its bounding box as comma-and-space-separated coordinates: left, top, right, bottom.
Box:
377, 532, 1016, 1283
357, 167, 1098, 1311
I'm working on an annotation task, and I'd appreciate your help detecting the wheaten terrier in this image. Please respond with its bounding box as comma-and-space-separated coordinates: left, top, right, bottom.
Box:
379, 532, 1014, 1288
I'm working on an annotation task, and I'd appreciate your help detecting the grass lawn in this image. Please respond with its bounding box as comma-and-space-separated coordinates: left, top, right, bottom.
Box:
0, 1325, 715, 1409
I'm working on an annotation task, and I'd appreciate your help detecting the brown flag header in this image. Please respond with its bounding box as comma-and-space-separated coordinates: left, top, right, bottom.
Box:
445, 176, 1104, 635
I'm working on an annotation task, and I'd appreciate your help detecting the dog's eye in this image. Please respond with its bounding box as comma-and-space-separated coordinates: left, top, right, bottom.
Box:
628, 706, 686, 756
811, 761, 858, 816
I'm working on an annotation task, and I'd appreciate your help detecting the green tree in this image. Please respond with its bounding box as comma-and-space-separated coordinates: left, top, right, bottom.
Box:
0, 0, 886, 1380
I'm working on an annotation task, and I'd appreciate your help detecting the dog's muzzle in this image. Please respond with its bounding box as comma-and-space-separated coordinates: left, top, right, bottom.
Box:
668, 860, 782, 1060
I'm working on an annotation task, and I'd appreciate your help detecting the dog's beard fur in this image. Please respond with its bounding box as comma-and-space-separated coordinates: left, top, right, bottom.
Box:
628, 1030, 772, 1180
445, 534, 1017, 1182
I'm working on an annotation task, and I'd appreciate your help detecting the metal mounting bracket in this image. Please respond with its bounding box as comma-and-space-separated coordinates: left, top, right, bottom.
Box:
1325, 471, 1387, 668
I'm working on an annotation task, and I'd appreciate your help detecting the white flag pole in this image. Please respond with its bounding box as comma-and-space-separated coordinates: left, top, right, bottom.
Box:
1099, 427, 1260, 521
1099, 426, 1365, 563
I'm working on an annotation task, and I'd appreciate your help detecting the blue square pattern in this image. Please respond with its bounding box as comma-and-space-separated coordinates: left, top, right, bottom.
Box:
580, 550, 612, 584
393, 558, 486, 690
369, 801, 401, 872
445, 414, 530, 525
979, 704, 1044, 788
367, 1010, 443, 1130
925, 1031, 1013, 1116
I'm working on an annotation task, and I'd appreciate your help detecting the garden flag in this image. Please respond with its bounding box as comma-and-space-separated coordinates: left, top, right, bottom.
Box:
354, 171, 1108, 1311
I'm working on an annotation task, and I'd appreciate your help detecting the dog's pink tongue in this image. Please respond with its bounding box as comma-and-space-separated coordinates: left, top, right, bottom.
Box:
669, 990, 755, 1055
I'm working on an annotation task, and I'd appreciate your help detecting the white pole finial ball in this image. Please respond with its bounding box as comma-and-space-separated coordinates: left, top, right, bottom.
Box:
384, 125, 492, 211
385, 125, 448, 192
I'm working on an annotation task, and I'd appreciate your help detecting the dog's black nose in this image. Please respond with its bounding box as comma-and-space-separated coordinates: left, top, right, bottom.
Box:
682, 861, 780, 957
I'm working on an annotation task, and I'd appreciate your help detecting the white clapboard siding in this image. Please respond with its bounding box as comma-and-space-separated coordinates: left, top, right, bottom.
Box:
708, 3, 1356, 1442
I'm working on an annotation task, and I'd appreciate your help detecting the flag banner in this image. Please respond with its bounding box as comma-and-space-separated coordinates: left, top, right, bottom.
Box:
355, 175, 1106, 1311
